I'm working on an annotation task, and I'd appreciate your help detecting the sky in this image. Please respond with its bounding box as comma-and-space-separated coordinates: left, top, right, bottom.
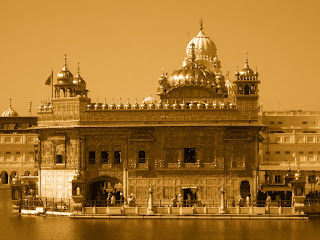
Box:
0, 0, 319, 115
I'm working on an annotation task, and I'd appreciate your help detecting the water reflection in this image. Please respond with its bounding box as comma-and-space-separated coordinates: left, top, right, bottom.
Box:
1, 188, 320, 240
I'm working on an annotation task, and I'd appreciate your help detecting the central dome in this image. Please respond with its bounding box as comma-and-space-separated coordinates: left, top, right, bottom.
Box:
168, 62, 215, 87
186, 29, 217, 62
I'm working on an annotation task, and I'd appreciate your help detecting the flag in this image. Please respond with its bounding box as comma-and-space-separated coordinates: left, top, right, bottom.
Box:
45, 72, 53, 86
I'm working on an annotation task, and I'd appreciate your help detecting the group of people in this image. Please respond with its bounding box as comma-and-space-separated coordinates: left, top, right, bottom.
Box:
170, 194, 195, 207
95, 191, 123, 206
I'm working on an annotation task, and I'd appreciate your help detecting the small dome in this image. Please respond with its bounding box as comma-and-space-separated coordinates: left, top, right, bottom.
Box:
143, 95, 156, 105
2, 101, 18, 117
125, 100, 131, 110
186, 29, 217, 62
156, 100, 163, 109
132, 100, 139, 110
57, 55, 73, 84
73, 63, 86, 88
239, 56, 255, 76
102, 100, 108, 110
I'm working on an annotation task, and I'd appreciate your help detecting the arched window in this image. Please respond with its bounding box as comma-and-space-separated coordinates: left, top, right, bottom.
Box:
250, 85, 256, 95
238, 85, 243, 95
138, 151, 146, 163
244, 85, 250, 95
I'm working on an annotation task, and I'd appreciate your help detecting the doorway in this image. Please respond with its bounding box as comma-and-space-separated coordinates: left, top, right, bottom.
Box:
240, 180, 250, 198
182, 188, 197, 206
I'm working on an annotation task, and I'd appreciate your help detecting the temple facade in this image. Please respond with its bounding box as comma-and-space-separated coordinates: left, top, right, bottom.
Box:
36, 24, 263, 206
259, 111, 320, 195
0, 102, 38, 187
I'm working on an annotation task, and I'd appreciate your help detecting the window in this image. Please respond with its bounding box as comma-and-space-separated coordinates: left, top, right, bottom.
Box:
299, 151, 304, 154
56, 155, 63, 164
308, 151, 314, 155
16, 152, 21, 155
270, 121, 275, 124
302, 121, 307, 125
101, 151, 108, 164
88, 151, 96, 164
308, 175, 316, 183
184, 148, 196, 163
285, 151, 290, 154
114, 151, 121, 164
138, 151, 146, 163
278, 121, 283, 124
275, 175, 281, 183
6, 152, 11, 155
275, 151, 280, 154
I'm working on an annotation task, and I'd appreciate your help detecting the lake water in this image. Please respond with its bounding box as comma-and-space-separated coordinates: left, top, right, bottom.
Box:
1, 188, 320, 240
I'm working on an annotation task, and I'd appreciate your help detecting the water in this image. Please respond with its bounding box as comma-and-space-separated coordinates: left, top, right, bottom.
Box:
1, 188, 320, 240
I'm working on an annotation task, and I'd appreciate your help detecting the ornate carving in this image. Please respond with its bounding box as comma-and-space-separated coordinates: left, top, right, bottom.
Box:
98, 171, 122, 180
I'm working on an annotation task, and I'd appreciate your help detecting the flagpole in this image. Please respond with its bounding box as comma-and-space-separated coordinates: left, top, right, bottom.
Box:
51, 70, 54, 99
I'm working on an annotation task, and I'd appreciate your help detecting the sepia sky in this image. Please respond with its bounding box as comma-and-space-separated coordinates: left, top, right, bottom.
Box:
0, 0, 319, 115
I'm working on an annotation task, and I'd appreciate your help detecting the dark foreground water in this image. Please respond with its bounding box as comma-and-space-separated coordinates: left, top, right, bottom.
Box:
1, 188, 320, 240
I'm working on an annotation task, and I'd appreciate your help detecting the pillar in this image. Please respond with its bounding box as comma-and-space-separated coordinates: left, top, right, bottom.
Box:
123, 169, 128, 204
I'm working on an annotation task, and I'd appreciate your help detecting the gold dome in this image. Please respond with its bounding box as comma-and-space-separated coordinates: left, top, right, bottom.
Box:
2, 100, 18, 117
57, 55, 74, 84
168, 62, 215, 87
143, 95, 156, 105
73, 63, 86, 88
239, 56, 255, 76
186, 28, 217, 62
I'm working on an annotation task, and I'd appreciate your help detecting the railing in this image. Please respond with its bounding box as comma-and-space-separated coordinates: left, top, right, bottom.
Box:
20, 197, 320, 211
304, 198, 320, 205
85, 200, 123, 207
45, 198, 72, 211
21, 197, 71, 212
21, 197, 44, 210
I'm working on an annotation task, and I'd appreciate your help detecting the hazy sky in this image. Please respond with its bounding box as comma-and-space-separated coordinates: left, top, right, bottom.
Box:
0, 0, 319, 115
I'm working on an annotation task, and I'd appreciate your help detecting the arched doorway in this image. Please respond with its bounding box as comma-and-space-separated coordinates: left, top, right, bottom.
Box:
10, 171, 17, 181
244, 85, 250, 95
240, 180, 250, 198
87, 176, 123, 206
1, 171, 9, 184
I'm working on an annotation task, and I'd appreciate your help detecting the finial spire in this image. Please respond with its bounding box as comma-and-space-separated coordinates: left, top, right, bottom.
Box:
200, 18, 203, 31
9, 98, 12, 107
77, 62, 80, 76
63, 54, 67, 70
245, 53, 249, 68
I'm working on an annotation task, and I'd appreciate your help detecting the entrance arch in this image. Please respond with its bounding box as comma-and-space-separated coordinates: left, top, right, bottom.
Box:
1, 171, 8, 184
10, 171, 17, 182
87, 176, 123, 205
240, 180, 250, 198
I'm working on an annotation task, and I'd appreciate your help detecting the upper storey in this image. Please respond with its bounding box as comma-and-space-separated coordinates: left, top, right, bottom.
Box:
37, 23, 262, 127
